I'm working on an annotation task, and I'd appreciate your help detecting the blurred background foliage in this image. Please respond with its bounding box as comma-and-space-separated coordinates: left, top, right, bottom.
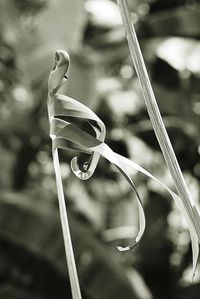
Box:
0, 0, 200, 298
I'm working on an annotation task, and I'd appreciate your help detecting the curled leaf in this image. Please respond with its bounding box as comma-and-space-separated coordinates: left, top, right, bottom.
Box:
49, 89, 200, 273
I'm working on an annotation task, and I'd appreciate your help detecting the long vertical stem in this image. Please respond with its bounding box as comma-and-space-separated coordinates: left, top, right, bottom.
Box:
117, 0, 200, 237
52, 148, 82, 299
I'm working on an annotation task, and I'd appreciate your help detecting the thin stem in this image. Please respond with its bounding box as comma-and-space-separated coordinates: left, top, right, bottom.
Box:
117, 0, 200, 237
52, 148, 82, 299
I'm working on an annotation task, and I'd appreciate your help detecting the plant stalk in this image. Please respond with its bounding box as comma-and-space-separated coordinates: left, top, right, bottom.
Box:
117, 0, 200, 238
52, 148, 82, 299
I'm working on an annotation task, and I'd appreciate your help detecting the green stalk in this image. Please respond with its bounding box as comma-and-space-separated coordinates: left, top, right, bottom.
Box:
117, 0, 200, 238
52, 148, 82, 299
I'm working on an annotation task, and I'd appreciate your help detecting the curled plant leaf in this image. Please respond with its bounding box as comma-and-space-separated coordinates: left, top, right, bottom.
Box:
48, 49, 200, 284
48, 60, 145, 252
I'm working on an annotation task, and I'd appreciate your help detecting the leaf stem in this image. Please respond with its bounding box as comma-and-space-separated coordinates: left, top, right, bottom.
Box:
52, 148, 82, 299
117, 0, 200, 238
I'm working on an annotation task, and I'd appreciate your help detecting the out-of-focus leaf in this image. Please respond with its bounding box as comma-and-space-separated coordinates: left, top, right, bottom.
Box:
0, 286, 40, 299
0, 194, 141, 299
156, 37, 200, 73
0, 228, 71, 299
137, 4, 200, 38
153, 83, 200, 142
84, 0, 122, 28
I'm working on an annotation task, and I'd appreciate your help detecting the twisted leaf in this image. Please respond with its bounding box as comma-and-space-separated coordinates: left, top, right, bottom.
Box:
48, 48, 200, 297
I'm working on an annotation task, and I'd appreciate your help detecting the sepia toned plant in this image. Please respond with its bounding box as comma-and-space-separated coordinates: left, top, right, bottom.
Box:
47, 2, 200, 298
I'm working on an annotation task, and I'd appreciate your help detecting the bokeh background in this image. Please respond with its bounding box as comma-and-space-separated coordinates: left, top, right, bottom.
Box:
0, 0, 200, 298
